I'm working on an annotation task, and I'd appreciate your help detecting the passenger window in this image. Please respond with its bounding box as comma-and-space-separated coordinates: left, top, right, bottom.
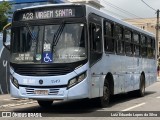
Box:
132, 32, 140, 57
124, 29, 133, 56
114, 25, 123, 40
104, 21, 115, 52
114, 25, 124, 54
147, 37, 155, 58
133, 33, 140, 44
134, 45, 140, 56
152, 38, 155, 48
147, 38, 152, 47
117, 40, 124, 54
125, 43, 133, 55
141, 35, 146, 45
124, 29, 131, 42
105, 22, 112, 36
141, 47, 147, 57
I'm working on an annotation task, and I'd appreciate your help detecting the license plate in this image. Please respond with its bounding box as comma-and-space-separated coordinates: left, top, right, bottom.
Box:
34, 90, 48, 95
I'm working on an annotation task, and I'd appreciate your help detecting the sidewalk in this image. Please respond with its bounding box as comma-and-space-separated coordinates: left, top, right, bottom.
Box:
0, 94, 28, 100
0, 94, 11, 99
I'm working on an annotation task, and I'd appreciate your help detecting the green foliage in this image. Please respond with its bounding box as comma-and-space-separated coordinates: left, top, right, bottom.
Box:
0, 1, 11, 31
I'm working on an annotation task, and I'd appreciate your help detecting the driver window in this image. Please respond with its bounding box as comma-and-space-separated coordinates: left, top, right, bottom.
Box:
90, 23, 102, 53
89, 20, 102, 66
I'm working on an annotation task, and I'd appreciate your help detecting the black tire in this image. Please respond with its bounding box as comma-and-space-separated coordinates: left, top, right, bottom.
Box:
37, 100, 53, 107
136, 75, 145, 97
96, 80, 110, 108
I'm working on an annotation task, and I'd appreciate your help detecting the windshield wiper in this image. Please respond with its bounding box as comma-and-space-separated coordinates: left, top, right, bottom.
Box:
25, 22, 37, 41
24, 22, 38, 62
51, 22, 65, 51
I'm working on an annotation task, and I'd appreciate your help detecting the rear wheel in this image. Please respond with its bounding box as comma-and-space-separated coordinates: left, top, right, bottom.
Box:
96, 80, 110, 108
37, 100, 53, 107
136, 75, 145, 97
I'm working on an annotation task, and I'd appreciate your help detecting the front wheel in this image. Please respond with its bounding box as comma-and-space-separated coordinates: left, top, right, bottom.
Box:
96, 80, 110, 108
37, 100, 53, 107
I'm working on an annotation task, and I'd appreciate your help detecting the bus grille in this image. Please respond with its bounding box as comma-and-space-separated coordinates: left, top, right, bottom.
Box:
26, 88, 60, 95
15, 66, 73, 76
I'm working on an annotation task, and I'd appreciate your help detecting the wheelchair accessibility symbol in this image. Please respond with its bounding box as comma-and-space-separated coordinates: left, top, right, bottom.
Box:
43, 52, 53, 63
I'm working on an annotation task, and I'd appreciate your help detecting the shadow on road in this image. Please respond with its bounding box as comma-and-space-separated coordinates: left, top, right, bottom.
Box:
12, 91, 156, 116
108, 91, 156, 108
13, 99, 99, 112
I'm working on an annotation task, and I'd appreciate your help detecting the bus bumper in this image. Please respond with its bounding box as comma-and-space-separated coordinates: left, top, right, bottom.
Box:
10, 78, 89, 101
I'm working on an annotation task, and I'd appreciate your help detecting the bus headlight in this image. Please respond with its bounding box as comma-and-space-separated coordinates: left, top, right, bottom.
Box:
67, 71, 87, 89
10, 75, 19, 89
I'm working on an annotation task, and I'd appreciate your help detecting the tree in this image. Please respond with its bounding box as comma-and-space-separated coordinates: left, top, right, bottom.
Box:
0, 1, 11, 31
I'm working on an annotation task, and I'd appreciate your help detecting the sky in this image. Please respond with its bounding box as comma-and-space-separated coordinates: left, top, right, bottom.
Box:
100, 0, 160, 19
0, 0, 160, 19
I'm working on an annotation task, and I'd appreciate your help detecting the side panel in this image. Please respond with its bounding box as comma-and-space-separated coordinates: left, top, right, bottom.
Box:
86, 6, 157, 98
90, 54, 124, 96
90, 74, 101, 98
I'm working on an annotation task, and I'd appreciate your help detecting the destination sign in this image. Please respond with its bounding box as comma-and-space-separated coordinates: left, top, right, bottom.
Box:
13, 7, 84, 21
22, 9, 75, 20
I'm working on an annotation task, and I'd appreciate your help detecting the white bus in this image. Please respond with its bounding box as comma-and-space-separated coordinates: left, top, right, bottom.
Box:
3, 3, 157, 108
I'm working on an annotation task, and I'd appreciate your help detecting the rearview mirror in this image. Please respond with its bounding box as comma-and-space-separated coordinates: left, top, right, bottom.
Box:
3, 23, 11, 51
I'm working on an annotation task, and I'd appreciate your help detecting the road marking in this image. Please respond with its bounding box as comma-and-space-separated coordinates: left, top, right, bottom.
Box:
156, 96, 160, 98
121, 102, 146, 111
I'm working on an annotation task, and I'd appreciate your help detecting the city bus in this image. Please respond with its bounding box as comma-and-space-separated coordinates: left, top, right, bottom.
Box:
3, 3, 157, 108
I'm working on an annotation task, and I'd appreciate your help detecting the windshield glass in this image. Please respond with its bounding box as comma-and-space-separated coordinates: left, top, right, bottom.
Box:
11, 23, 87, 64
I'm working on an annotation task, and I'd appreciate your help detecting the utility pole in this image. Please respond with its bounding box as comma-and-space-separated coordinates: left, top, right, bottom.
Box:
156, 9, 159, 58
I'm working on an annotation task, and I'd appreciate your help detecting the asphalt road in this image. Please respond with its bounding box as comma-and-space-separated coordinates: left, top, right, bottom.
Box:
0, 79, 160, 120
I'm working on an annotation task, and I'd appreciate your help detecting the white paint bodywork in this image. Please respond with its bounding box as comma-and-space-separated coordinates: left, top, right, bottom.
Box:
86, 5, 156, 98
10, 4, 157, 101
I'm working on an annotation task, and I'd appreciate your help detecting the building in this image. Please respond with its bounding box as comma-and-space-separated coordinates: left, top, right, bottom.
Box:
125, 18, 157, 35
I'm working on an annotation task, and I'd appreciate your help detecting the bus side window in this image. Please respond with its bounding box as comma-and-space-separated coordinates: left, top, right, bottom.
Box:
104, 21, 115, 53
89, 22, 102, 66
141, 35, 147, 57
147, 37, 154, 58
90, 23, 102, 52
114, 25, 124, 54
124, 29, 132, 56
133, 32, 140, 57
151, 38, 156, 58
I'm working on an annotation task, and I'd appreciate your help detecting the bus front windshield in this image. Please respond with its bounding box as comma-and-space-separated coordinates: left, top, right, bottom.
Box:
11, 23, 87, 64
